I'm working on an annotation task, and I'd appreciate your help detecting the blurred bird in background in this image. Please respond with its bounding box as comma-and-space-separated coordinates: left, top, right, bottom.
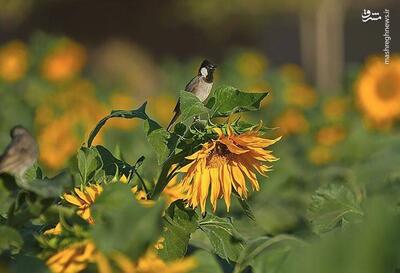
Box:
0, 126, 38, 178
167, 59, 216, 131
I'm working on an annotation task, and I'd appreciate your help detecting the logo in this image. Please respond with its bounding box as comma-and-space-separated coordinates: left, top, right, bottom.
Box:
361, 9, 382, 22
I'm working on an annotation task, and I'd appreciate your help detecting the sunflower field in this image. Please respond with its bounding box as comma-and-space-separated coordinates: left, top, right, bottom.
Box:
0, 33, 400, 273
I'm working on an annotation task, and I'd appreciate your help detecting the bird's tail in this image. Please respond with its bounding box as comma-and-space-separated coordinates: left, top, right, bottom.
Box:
167, 111, 180, 132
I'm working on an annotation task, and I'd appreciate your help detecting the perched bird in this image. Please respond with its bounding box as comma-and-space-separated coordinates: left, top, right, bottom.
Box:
0, 126, 39, 178
167, 59, 217, 131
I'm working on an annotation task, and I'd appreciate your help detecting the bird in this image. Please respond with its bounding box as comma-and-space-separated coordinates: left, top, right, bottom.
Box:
0, 126, 39, 178
167, 59, 217, 131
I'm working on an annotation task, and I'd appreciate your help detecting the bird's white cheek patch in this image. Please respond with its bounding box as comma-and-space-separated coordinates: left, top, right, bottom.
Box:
201, 67, 208, 77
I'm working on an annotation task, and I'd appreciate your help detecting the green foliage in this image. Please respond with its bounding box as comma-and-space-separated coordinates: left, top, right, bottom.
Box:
87, 102, 148, 147
307, 184, 363, 234
90, 183, 164, 260
87, 102, 172, 165
16, 172, 73, 199
280, 198, 400, 273
159, 201, 198, 261
0, 226, 23, 255
191, 250, 224, 273
206, 85, 268, 117
179, 90, 210, 122
11, 255, 51, 273
234, 235, 304, 273
198, 214, 244, 262
76, 147, 102, 185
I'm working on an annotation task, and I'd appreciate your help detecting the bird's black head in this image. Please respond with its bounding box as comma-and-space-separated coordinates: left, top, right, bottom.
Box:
10, 126, 29, 138
198, 59, 217, 82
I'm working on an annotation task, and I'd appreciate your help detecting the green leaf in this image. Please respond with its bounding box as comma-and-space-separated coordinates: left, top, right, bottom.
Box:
0, 225, 23, 254
23, 163, 43, 182
16, 172, 73, 198
95, 145, 136, 178
151, 150, 188, 199
0, 174, 17, 215
234, 235, 304, 273
198, 214, 244, 262
307, 184, 363, 234
158, 201, 198, 261
76, 147, 102, 185
281, 198, 400, 273
179, 90, 210, 122
234, 190, 255, 221
191, 250, 224, 273
87, 101, 171, 165
207, 85, 268, 117
12, 255, 51, 273
144, 120, 170, 164
91, 183, 164, 260
87, 102, 149, 147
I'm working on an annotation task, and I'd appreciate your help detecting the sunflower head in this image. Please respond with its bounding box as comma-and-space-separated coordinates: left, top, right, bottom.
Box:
355, 55, 400, 126
46, 241, 97, 273
178, 124, 280, 213
63, 184, 103, 224
274, 109, 309, 136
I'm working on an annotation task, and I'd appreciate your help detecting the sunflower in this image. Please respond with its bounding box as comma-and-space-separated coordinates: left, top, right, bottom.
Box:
315, 125, 346, 146
273, 109, 309, 136
323, 97, 348, 121
355, 55, 400, 125
235, 51, 267, 79
279, 63, 305, 82
111, 250, 197, 273
47, 241, 97, 273
178, 125, 279, 213
63, 184, 103, 224
0, 41, 28, 82
308, 145, 334, 165
284, 83, 317, 109
42, 39, 86, 82
162, 176, 189, 206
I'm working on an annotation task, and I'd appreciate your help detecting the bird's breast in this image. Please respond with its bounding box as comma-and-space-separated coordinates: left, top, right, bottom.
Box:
193, 80, 213, 102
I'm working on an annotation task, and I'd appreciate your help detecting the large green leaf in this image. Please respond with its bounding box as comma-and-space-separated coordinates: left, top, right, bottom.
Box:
16, 172, 73, 198
87, 102, 171, 165
76, 147, 102, 185
179, 90, 210, 122
91, 183, 164, 260
191, 250, 224, 273
234, 235, 304, 273
206, 85, 268, 117
353, 142, 400, 193
94, 145, 136, 178
158, 201, 198, 261
144, 120, 171, 164
87, 102, 148, 147
281, 198, 400, 273
0, 225, 23, 255
198, 214, 244, 262
12, 255, 51, 273
307, 184, 363, 234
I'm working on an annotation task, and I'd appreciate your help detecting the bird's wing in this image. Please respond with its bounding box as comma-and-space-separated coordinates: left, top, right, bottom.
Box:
0, 140, 22, 171
185, 76, 200, 92
0, 136, 34, 172
172, 76, 199, 113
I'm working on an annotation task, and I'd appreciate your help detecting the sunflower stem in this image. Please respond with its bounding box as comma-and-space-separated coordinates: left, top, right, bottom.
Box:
134, 169, 149, 196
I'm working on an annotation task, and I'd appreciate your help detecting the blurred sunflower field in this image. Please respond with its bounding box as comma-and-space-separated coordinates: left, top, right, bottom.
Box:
0, 31, 400, 273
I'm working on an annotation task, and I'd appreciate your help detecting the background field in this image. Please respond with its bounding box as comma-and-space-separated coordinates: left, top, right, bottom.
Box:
0, 1, 399, 272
